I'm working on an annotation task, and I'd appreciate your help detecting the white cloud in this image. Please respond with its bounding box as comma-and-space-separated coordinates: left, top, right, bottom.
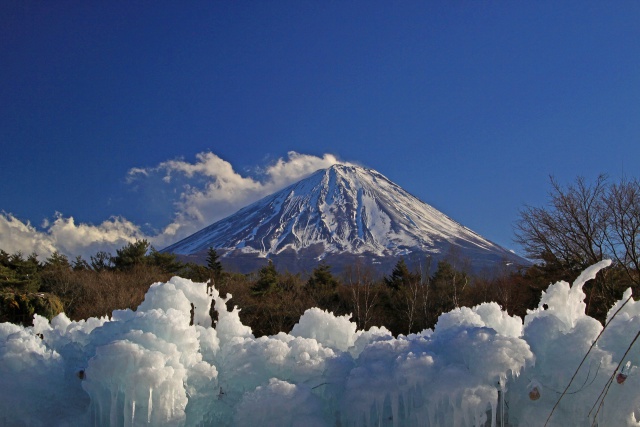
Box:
0, 151, 346, 259
262, 152, 342, 188
0, 212, 150, 261
0, 213, 57, 258
130, 151, 345, 240
47, 214, 148, 257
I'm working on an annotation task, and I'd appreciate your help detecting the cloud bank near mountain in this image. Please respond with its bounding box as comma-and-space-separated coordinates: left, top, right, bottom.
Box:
0, 151, 346, 259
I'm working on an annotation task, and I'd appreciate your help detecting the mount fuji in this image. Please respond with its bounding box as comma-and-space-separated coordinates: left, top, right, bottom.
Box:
163, 164, 526, 273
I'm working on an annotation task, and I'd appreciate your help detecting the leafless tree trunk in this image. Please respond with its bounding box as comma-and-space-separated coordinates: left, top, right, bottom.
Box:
451, 271, 468, 309
420, 257, 432, 330
514, 174, 609, 270
346, 263, 379, 330
605, 178, 640, 286
401, 278, 420, 334
514, 174, 640, 319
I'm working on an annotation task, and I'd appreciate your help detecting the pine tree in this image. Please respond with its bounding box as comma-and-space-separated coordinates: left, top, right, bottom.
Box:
206, 247, 223, 284
72, 256, 91, 271
112, 240, 150, 270
90, 251, 113, 271
384, 259, 418, 290
0, 250, 10, 267
148, 248, 183, 273
44, 251, 71, 270
251, 260, 278, 295
430, 260, 468, 312
307, 263, 338, 290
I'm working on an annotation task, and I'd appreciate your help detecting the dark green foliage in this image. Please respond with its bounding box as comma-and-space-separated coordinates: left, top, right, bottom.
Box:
0, 251, 41, 292
26, 252, 40, 268
384, 259, 419, 290
307, 263, 338, 290
112, 240, 150, 270
0, 250, 10, 266
44, 251, 71, 271
90, 251, 113, 271
430, 260, 468, 315
381, 259, 427, 334
251, 260, 279, 295
306, 263, 342, 312
72, 256, 91, 271
148, 248, 183, 273
0, 292, 64, 325
206, 247, 224, 284
176, 263, 211, 282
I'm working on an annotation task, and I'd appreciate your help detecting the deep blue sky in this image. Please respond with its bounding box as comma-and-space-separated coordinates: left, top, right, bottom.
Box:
1, 1, 639, 257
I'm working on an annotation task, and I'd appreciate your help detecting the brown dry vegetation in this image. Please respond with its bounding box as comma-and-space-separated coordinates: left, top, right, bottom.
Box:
0, 241, 595, 336
3, 174, 640, 335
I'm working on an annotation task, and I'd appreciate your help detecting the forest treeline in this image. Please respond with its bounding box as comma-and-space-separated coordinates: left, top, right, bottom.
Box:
0, 241, 541, 335
1, 174, 638, 336
0, 242, 630, 337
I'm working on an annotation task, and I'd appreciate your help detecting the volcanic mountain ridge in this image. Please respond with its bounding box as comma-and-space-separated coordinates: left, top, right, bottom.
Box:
163, 164, 526, 274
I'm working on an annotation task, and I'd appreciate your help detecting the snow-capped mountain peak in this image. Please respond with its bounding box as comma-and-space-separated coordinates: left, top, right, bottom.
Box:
164, 164, 520, 271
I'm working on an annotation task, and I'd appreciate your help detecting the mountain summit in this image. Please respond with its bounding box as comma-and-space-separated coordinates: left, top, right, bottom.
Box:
163, 164, 525, 273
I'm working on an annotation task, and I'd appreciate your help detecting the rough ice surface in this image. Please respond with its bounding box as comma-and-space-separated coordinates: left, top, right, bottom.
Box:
2, 261, 640, 426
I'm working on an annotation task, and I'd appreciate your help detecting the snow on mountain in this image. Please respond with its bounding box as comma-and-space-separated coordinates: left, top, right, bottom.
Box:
163, 164, 523, 271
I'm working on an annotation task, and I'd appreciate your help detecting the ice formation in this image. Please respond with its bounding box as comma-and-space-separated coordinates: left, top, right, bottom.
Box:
1, 260, 639, 426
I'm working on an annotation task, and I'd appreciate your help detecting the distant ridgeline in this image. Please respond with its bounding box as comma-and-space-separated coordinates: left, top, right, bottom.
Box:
163, 164, 527, 275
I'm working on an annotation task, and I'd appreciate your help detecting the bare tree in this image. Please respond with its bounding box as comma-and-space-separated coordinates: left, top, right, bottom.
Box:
604, 178, 640, 286
514, 174, 640, 319
346, 262, 379, 330
418, 256, 433, 331
514, 175, 609, 272
400, 276, 420, 334
451, 270, 468, 309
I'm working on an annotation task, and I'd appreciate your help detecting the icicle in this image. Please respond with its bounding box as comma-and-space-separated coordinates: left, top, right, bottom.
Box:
490, 398, 497, 427
391, 392, 399, 427
402, 389, 410, 424
147, 388, 152, 423
109, 390, 118, 426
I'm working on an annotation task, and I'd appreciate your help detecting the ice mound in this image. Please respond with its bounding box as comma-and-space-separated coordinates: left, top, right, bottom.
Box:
291, 307, 358, 352
1, 261, 639, 426
507, 259, 640, 426
234, 378, 325, 427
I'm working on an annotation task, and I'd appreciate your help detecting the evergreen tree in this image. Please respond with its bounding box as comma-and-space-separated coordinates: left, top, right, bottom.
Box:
0, 250, 10, 267
90, 251, 113, 271
176, 263, 211, 282
148, 248, 183, 273
206, 247, 223, 284
251, 260, 279, 295
0, 251, 40, 291
307, 263, 338, 290
430, 260, 468, 313
384, 259, 419, 290
44, 251, 71, 270
25, 253, 42, 272
72, 256, 91, 271
112, 240, 150, 270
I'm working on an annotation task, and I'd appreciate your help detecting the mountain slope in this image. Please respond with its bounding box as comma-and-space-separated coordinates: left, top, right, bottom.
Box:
164, 164, 525, 272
